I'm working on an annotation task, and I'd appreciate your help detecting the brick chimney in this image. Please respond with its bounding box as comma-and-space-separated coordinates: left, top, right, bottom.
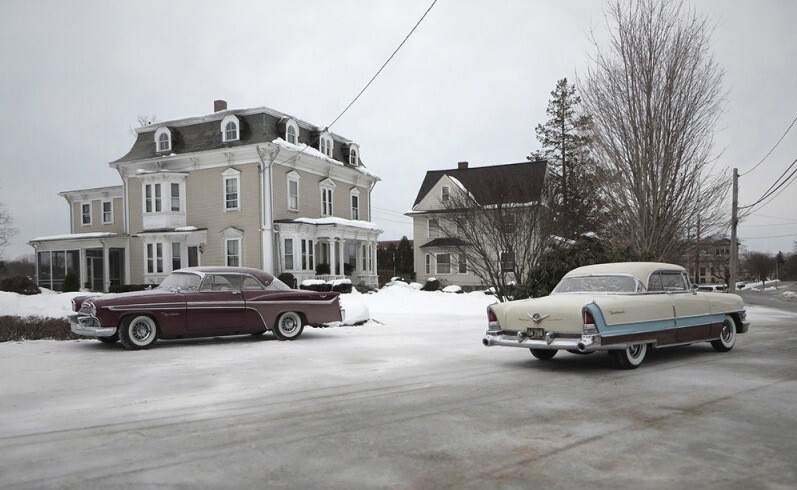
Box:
214, 99, 227, 112
457, 161, 469, 170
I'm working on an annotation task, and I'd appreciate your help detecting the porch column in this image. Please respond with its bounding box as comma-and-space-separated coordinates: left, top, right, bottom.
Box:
329, 239, 337, 276
339, 239, 346, 277
79, 249, 87, 291
372, 241, 377, 273
102, 242, 110, 292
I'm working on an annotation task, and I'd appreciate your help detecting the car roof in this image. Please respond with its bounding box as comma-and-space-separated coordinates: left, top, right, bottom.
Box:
175, 266, 275, 283
564, 262, 686, 283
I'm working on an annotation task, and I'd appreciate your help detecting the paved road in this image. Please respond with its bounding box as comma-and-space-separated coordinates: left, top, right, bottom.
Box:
1, 305, 795, 489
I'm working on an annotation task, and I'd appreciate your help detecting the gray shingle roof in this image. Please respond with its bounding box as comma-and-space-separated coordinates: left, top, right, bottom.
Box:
412, 160, 547, 207
113, 106, 363, 169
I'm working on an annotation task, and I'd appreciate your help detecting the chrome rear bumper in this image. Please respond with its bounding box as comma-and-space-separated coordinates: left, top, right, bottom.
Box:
68, 314, 117, 338
482, 331, 622, 352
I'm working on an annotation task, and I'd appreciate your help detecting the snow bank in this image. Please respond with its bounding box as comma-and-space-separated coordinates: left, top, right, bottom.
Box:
442, 285, 462, 293
0, 290, 84, 318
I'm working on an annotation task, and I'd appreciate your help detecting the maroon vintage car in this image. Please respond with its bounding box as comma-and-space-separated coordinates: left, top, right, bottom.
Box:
68, 267, 344, 350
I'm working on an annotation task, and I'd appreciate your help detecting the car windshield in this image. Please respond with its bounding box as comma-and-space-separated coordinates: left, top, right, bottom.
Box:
552, 275, 639, 294
157, 272, 202, 291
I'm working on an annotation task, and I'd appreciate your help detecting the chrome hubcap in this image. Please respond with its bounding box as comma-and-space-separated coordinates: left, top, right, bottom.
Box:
628, 345, 642, 358
282, 317, 296, 333
132, 321, 152, 342
722, 323, 733, 343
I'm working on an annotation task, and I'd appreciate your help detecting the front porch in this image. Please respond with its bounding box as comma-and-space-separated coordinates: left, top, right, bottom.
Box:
29, 233, 130, 292
275, 217, 382, 288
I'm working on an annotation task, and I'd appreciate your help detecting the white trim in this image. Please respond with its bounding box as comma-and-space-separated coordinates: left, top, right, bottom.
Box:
224, 237, 242, 267
320, 178, 336, 217
220, 114, 240, 142
428, 218, 440, 238
348, 143, 360, 166
319, 131, 334, 157
435, 252, 452, 275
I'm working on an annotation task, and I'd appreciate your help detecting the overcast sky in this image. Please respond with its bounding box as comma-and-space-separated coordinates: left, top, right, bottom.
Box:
1, 0, 795, 261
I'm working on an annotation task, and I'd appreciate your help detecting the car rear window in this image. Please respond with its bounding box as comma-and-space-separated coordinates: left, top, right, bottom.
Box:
553, 275, 638, 293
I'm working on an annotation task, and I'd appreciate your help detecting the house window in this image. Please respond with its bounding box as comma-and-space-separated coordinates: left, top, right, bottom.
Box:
158, 132, 170, 152
349, 146, 358, 165
436, 253, 451, 274
171, 183, 180, 212
225, 238, 241, 267
155, 127, 172, 152
284, 238, 294, 270
225, 122, 238, 141
319, 135, 333, 157
501, 251, 515, 273
81, 203, 91, 225
321, 187, 333, 217
171, 243, 182, 271
441, 186, 450, 202
144, 183, 162, 213
428, 219, 440, 238
301, 239, 314, 270
425, 254, 432, 275
146, 243, 164, 274
288, 179, 299, 211
458, 252, 467, 273
351, 193, 359, 220
102, 201, 112, 225
286, 124, 298, 144
224, 175, 240, 210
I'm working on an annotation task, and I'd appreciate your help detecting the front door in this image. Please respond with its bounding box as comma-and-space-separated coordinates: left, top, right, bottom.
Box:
85, 249, 104, 291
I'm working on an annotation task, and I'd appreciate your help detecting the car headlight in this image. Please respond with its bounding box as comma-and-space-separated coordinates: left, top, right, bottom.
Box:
84, 301, 97, 316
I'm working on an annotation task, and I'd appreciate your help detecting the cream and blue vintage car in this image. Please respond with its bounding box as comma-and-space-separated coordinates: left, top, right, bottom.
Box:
483, 262, 748, 369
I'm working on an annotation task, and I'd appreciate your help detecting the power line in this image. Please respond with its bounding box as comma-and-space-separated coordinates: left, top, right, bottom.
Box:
740, 232, 797, 240
739, 156, 797, 215
327, 0, 438, 130
747, 212, 797, 223
740, 114, 797, 176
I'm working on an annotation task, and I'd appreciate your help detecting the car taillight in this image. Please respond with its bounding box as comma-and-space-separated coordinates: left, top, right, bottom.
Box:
583, 308, 598, 335
487, 308, 500, 330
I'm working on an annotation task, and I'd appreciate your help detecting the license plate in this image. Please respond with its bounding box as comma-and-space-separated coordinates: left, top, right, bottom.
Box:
527, 327, 544, 340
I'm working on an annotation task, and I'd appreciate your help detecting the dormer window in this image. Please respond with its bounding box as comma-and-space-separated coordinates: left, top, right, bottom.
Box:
348, 144, 360, 166
285, 119, 299, 145
154, 127, 172, 152
319, 133, 334, 157
220, 115, 240, 142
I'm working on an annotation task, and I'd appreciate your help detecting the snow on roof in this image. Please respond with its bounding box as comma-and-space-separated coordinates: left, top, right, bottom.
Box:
30, 232, 119, 242
292, 217, 382, 231
271, 138, 380, 180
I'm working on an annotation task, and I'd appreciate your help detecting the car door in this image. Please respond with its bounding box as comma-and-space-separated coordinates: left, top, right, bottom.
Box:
641, 272, 678, 345
184, 273, 246, 332
664, 272, 712, 343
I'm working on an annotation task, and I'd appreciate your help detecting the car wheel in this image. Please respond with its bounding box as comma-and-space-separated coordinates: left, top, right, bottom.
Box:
119, 315, 158, 350
529, 348, 557, 360
711, 315, 737, 352
97, 333, 119, 344
612, 343, 647, 369
273, 312, 304, 341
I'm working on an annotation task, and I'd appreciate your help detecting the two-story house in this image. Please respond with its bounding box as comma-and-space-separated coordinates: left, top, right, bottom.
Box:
407, 160, 547, 290
30, 100, 382, 291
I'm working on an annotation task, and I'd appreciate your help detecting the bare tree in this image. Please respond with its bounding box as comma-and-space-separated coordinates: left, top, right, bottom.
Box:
440, 172, 551, 302
0, 200, 17, 259
743, 252, 773, 288
581, 0, 728, 262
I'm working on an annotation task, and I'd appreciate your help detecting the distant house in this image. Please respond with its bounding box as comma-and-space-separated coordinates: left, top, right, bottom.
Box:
30, 100, 382, 291
407, 160, 547, 289
688, 237, 732, 285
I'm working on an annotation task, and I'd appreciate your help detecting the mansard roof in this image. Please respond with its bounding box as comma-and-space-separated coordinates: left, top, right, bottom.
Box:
412, 160, 547, 207
113, 105, 364, 169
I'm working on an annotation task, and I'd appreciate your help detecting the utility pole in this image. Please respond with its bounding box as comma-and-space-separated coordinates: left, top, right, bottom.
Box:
729, 168, 739, 293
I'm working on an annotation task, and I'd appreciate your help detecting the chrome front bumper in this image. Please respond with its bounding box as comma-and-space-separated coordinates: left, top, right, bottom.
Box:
482, 330, 615, 352
68, 314, 117, 338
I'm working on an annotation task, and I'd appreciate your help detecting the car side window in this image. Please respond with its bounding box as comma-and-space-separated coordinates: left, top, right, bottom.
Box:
647, 273, 664, 292
661, 272, 687, 292
200, 274, 241, 291
242, 276, 265, 291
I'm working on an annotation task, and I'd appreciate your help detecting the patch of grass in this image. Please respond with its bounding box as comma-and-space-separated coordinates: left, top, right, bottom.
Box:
0, 316, 76, 342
